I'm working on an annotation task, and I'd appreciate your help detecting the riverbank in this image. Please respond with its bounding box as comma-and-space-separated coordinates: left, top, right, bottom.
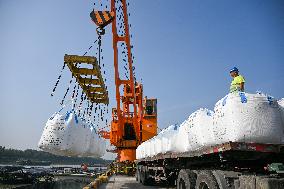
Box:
0, 164, 108, 189
0, 146, 111, 166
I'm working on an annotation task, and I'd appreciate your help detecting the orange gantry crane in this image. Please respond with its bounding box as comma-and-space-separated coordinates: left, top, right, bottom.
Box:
90, 0, 157, 162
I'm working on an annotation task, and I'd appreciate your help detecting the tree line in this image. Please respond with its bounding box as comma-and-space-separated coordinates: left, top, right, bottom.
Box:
0, 146, 111, 165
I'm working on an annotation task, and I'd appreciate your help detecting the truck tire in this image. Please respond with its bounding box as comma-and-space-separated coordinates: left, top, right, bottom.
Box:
195, 171, 219, 189
167, 173, 177, 186
140, 166, 153, 186
136, 169, 141, 182
177, 169, 196, 189
135, 169, 138, 181
140, 166, 146, 184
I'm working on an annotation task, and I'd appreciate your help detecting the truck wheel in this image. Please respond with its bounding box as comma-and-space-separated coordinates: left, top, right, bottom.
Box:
135, 170, 138, 181
140, 166, 147, 185
167, 174, 177, 186
140, 166, 154, 186
195, 171, 219, 189
136, 169, 141, 182
177, 169, 196, 189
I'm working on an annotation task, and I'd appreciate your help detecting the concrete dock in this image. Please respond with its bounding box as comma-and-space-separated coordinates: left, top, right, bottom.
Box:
99, 175, 175, 189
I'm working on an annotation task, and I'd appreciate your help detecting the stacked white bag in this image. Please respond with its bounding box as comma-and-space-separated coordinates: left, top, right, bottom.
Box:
38, 111, 106, 158
152, 125, 179, 155
136, 92, 284, 159
161, 125, 179, 152
278, 98, 284, 143
212, 93, 283, 144
175, 109, 214, 152
136, 125, 179, 159
278, 98, 284, 123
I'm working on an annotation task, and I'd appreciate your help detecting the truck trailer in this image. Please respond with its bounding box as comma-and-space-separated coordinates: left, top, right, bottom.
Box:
136, 141, 284, 189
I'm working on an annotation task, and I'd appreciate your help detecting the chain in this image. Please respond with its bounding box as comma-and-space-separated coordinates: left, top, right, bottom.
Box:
51, 63, 66, 97
61, 78, 73, 105
53, 1, 112, 129
83, 39, 98, 56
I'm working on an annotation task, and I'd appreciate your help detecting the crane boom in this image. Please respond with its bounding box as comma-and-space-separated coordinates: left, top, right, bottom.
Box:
90, 0, 158, 162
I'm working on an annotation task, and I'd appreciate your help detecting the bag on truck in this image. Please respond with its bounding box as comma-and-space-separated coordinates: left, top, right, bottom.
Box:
212, 92, 283, 144
136, 92, 284, 160
175, 109, 209, 152
153, 124, 179, 154
161, 124, 179, 152
278, 98, 284, 143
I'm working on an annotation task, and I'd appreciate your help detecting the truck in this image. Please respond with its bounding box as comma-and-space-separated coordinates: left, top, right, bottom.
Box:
136, 141, 284, 189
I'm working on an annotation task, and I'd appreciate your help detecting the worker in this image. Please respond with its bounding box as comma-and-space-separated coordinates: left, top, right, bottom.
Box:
229, 67, 245, 93
81, 163, 88, 172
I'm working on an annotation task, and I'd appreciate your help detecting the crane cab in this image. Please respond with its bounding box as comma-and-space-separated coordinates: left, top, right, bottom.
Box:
141, 98, 157, 142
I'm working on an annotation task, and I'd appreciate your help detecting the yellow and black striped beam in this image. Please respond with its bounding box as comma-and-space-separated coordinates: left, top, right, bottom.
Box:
64, 54, 109, 104
90, 10, 115, 28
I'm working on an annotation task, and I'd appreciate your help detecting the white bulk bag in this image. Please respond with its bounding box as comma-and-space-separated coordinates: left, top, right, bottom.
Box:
85, 128, 98, 156
136, 125, 179, 159
145, 140, 151, 158
195, 109, 215, 147
278, 98, 284, 143
136, 145, 141, 159
149, 137, 157, 157
136, 92, 284, 160
63, 113, 106, 157
213, 93, 283, 144
186, 113, 203, 151
161, 125, 179, 153
140, 143, 145, 159
136, 143, 143, 159
141, 141, 147, 158
175, 119, 191, 152
278, 98, 284, 124
97, 135, 106, 157
38, 113, 67, 155
175, 111, 204, 152
153, 126, 175, 154
62, 112, 87, 156
155, 127, 169, 154
81, 126, 105, 158
154, 134, 163, 155
39, 110, 106, 157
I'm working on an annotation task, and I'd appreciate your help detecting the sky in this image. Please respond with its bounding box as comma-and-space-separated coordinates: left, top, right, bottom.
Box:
0, 0, 284, 159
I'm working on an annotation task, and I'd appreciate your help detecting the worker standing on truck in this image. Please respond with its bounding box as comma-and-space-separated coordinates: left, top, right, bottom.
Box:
229, 67, 245, 93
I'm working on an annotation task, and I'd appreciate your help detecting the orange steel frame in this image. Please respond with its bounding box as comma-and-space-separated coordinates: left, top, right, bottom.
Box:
110, 0, 157, 162
110, 0, 156, 162
93, 0, 157, 162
